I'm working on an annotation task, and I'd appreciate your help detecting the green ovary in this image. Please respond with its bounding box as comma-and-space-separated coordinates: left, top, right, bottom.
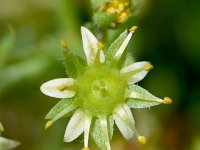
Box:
75, 65, 126, 116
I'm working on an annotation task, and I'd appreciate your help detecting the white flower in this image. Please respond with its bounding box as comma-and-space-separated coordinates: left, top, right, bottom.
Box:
40, 26, 172, 150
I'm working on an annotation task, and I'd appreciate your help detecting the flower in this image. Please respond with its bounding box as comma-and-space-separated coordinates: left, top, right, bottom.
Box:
40, 26, 172, 150
0, 122, 20, 150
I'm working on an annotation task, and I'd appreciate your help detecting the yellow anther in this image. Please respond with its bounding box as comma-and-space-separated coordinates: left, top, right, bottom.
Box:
144, 63, 154, 71
129, 26, 138, 33
61, 40, 67, 49
116, 12, 128, 23
106, 7, 116, 13
138, 136, 146, 144
45, 121, 53, 129
58, 85, 66, 91
163, 97, 172, 104
118, 3, 125, 12
98, 42, 104, 50
124, 2, 129, 7
82, 147, 89, 150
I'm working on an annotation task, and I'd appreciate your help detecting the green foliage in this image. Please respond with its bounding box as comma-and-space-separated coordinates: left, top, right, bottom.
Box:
0, 27, 15, 68
91, 116, 114, 150
91, 0, 110, 9
45, 99, 76, 120
106, 30, 128, 61
93, 12, 115, 27
126, 84, 163, 108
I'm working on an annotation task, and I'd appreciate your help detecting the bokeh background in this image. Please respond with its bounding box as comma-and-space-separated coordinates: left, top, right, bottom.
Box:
0, 0, 200, 150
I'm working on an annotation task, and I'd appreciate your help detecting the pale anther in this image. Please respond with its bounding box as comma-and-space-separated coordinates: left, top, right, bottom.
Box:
163, 97, 172, 104
129, 26, 138, 33
144, 64, 154, 71
45, 120, 53, 129
138, 136, 146, 144
61, 40, 67, 49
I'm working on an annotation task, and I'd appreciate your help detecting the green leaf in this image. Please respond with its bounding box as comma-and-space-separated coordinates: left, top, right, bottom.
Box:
93, 12, 115, 27
91, 0, 110, 9
126, 84, 163, 108
0, 122, 4, 133
0, 137, 20, 150
0, 27, 15, 68
106, 30, 128, 61
45, 99, 76, 120
91, 116, 114, 150
63, 49, 86, 78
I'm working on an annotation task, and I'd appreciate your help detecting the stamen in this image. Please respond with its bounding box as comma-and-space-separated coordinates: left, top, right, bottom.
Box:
144, 64, 154, 71
163, 97, 172, 104
82, 147, 89, 150
61, 40, 67, 49
129, 26, 138, 33
106, 7, 116, 13
45, 120, 53, 129
138, 136, 146, 144
98, 42, 104, 50
58, 85, 67, 91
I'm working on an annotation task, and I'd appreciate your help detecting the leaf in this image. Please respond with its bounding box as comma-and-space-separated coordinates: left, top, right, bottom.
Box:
63, 49, 86, 78
0, 136, 20, 150
91, 116, 114, 150
45, 99, 76, 120
0, 26, 15, 68
93, 12, 115, 27
126, 84, 163, 108
106, 30, 128, 61
91, 0, 110, 9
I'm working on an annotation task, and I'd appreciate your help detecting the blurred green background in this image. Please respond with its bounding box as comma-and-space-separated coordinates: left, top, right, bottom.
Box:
0, 0, 200, 150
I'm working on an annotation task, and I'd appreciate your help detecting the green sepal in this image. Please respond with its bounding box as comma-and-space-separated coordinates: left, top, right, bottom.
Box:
63, 49, 86, 78
126, 84, 163, 108
93, 12, 115, 27
0, 122, 4, 133
106, 30, 128, 61
0, 26, 15, 68
91, 0, 110, 9
45, 99, 76, 120
0, 137, 20, 150
117, 49, 128, 69
91, 116, 114, 150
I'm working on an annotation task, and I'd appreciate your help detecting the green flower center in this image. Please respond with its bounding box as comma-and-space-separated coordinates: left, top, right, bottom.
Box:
75, 64, 127, 117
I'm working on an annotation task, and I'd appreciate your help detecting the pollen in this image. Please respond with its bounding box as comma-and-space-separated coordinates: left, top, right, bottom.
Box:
163, 97, 172, 104
61, 40, 67, 49
144, 63, 154, 71
129, 26, 138, 33
58, 85, 67, 91
138, 136, 146, 144
82, 147, 89, 150
98, 42, 104, 50
45, 120, 53, 129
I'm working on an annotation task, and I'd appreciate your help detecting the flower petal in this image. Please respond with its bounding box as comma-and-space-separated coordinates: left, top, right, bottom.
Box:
40, 78, 75, 98
100, 50, 105, 63
113, 104, 135, 140
99, 118, 111, 150
126, 84, 163, 108
0, 136, 20, 149
81, 26, 99, 65
121, 61, 150, 84
114, 31, 133, 59
84, 115, 92, 148
64, 109, 86, 142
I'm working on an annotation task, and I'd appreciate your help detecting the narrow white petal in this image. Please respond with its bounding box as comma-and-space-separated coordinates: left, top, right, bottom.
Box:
0, 136, 20, 149
100, 50, 105, 63
113, 104, 135, 140
121, 61, 150, 84
64, 109, 86, 142
84, 115, 92, 147
40, 78, 75, 98
114, 32, 132, 59
100, 118, 111, 150
81, 26, 99, 65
